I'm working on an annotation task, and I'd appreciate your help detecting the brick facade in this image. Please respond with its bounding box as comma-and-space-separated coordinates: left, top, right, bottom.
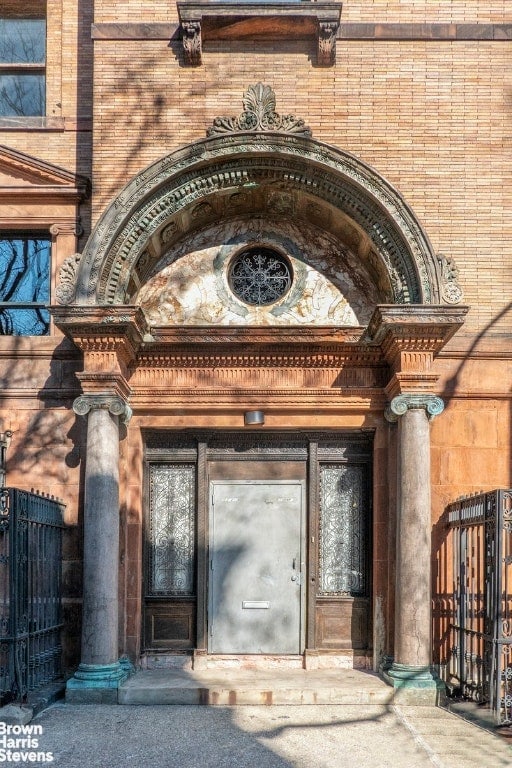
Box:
0, 1, 510, 681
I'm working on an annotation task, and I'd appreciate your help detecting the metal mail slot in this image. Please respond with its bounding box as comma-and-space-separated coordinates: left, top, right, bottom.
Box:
242, 601, 270, 609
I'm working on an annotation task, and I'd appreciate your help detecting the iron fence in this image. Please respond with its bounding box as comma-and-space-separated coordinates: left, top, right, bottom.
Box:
0, 488, 65, 705
436, 490, 512, 725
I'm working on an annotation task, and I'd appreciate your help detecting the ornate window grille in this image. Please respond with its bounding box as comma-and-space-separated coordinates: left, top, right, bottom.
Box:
228, 246, 292, 306
318, 464, 367, 596
147, 464, 196, 596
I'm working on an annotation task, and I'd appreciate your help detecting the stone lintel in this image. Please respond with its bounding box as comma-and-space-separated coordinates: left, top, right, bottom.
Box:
177, 2, 342, 66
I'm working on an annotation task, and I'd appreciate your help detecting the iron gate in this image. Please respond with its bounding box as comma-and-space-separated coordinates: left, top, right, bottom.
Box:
438, 490, 512, 725
0, 488, 64, 705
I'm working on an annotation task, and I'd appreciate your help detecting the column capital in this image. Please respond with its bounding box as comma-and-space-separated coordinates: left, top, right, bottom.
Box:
384, 393, 444, 423
73, 393, 132, 425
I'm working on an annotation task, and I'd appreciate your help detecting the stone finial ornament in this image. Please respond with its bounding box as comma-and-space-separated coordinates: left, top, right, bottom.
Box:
207, 83, 312, 137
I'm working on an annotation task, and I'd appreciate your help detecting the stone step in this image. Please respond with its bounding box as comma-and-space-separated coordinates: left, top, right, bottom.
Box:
118, 668, 395, 706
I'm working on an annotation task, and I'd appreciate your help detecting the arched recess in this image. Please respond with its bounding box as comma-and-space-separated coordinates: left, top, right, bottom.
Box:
56, 120, 462, 315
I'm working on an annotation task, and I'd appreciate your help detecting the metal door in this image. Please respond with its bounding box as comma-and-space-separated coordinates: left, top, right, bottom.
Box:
209, 480, 305, 654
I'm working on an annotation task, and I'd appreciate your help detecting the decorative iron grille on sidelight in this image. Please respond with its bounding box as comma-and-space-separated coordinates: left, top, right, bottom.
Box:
436, 490, 512, 725
0, 488, 64, 705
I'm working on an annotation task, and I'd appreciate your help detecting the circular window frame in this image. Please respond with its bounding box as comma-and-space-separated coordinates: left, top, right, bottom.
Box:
227, 245, 294, 307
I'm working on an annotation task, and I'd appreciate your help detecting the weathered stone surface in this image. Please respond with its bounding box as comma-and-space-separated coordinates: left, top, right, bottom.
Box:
0, 705, 33, 725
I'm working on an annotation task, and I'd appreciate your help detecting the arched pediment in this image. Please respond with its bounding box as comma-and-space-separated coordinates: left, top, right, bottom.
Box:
57, 86, 463, 316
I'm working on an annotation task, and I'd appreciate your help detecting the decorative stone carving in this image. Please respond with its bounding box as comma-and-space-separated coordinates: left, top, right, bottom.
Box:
75, 131, 451, 307
182, 21, 201, 66
438, 253, 463, 304
207, 83, 312, 137
385, 393, 445, 422
55, 253, 82, 305
318, 22, 338, 67
73, 394, 132, 425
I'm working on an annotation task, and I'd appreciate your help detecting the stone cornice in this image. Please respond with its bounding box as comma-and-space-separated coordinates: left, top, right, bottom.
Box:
366, 304, 468, 396
91, 22, 512, 43
51, 306, 149, 361
0, 145, 90, 200
366, 305, 469, 347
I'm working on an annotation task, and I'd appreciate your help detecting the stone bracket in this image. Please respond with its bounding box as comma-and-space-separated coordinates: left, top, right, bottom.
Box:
177, 1, 342, 67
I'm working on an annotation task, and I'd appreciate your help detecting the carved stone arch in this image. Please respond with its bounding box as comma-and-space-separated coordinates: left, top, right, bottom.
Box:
61, 133, 461, 310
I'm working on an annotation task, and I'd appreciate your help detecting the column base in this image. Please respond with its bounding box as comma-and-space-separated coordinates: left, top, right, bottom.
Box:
382, 663, 446, 705
66, 662, 128, 703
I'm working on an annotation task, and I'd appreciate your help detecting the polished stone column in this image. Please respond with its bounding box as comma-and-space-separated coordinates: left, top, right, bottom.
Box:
66, 394, 132, 702
385, 394, 444, 694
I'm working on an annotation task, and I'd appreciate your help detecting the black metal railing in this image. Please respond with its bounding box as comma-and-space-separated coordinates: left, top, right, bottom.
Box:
0, 488, 65, 705
436, 490, 512, 725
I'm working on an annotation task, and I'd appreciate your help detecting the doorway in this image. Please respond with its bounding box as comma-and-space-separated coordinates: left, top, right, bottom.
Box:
209, 480, 305, 654
142, 432, 372, 658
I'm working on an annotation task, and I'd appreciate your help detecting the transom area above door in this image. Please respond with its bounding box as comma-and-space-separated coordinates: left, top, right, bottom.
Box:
142, 431, 372, 660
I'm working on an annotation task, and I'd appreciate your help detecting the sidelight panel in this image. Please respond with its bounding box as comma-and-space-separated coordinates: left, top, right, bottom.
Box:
318, 464, 368, 596
147, 464, 196, 597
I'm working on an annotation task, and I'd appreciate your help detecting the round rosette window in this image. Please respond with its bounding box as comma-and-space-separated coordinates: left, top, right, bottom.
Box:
228, 247, 293, 306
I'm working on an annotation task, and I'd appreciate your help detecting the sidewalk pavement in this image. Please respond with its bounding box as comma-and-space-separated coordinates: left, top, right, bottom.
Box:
23, 701, 512, 768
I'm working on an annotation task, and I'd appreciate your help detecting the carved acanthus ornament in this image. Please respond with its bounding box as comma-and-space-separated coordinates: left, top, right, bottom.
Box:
182, 21, 201, 66
56, 253, 82, 305
438, 253, 464, 304
318, 22, 338, 67
207, 84, 312, 137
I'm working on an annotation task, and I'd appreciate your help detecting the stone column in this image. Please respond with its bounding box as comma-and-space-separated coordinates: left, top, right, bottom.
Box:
66, 393, 132, 702
385, 393, 444, 696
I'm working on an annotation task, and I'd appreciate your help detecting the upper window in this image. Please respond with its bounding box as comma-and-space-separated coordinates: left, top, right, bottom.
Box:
0, 8, 46, 117
0, 235, 50, 335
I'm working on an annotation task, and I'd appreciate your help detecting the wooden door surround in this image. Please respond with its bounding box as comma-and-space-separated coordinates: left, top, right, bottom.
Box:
142, 431, 372, 658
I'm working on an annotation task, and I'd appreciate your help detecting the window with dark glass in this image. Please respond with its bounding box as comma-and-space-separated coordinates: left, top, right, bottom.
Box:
0, 235, 51, 335
0, 9, 46, 117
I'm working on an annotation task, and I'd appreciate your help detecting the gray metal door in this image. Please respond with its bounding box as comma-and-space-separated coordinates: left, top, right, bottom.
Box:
209, 480, 305, 654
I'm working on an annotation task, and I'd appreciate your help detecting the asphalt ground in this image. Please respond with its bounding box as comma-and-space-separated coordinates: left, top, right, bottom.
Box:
17, 702, 512, 768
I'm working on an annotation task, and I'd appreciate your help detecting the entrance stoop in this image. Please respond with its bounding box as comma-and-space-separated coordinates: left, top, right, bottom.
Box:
118, 667, 395, 706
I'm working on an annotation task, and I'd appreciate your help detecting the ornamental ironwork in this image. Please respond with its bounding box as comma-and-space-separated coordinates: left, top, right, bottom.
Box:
318, 464, 368, 596
148, 464, 196, 596
228, 247, 292, 306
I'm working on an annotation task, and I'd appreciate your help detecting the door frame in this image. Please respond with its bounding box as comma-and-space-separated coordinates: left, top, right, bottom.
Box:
142, 430, 373, 656
208, 479, 307, 654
